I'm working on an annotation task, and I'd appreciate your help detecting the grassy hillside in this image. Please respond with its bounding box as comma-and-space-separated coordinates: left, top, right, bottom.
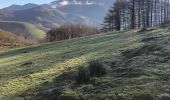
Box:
0, 27, 170, 99
0, 29, 30, 50
0, 21, 46, 40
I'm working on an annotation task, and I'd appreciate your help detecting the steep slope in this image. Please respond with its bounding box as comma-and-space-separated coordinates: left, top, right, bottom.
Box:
0, 28, 170, 99
0, 21, 46, 40
0, 29, 30, 49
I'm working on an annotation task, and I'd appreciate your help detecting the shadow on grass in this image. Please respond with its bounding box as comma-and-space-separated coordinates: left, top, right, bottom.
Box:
0, 49, 94, 85
16, 70, 78, 100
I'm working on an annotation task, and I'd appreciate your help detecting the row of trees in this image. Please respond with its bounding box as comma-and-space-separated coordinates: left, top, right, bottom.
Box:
46, 24, 98, 42
101, 0, 170, 32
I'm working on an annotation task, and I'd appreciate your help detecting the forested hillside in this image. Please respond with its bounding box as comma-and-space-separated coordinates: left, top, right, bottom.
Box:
102, 0, 170, 32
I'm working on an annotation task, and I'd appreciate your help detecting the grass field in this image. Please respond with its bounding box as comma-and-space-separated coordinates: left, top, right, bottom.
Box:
0, 21, 46, 40
0, 27, 170, 99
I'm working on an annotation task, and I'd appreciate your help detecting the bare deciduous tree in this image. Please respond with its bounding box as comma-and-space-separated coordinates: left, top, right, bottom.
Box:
47, 24, 98, 42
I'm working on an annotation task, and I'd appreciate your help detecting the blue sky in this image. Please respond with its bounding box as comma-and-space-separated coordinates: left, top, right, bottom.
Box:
0, 0, 56, 8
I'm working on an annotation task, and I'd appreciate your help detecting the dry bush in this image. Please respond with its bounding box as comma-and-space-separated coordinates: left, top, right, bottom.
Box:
46, 24, 98, 42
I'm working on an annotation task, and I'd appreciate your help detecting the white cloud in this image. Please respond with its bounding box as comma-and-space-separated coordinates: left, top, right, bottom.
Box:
59, 1, 69, 6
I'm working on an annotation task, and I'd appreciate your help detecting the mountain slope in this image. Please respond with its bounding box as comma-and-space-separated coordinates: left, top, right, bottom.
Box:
0, 21, 46, 40
0, 6, 94, 29
58, 4, 108, 23
3, 3, 38, 11
1, 28, 170, 99
0, 29, 29, 49
0, 0, 114, 29
51, 0, 114, 23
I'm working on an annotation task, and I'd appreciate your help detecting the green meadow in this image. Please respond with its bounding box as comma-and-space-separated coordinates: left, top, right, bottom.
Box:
0, 28, 170, 99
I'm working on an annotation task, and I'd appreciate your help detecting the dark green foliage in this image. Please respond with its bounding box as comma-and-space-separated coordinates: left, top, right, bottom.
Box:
89, 60, 106, 77
76, 67, 90, 84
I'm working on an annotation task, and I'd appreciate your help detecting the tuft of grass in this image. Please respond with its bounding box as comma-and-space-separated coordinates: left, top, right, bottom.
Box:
89, 60, 106, 77
76, 60, 106, 84
76, 66, 90, 84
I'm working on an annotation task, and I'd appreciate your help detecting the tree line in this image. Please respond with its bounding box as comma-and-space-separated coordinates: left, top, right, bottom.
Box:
46, 24, 98, 42
101, 0, 170, 32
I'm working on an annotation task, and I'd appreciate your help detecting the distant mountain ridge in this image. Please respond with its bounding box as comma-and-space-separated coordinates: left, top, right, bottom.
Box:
0, 0, 115, 30
4, 3, 38, 11
0, 6, 94, 29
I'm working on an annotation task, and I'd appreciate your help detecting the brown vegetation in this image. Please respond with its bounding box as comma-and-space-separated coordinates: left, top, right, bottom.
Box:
0, 29, 33, 49
46, 24, 98, 42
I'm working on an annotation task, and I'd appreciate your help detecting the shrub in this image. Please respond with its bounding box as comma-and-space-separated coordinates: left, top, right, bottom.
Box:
89, 60, 106, 77
76, 60, 106, 84
76, 66, 90, 84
